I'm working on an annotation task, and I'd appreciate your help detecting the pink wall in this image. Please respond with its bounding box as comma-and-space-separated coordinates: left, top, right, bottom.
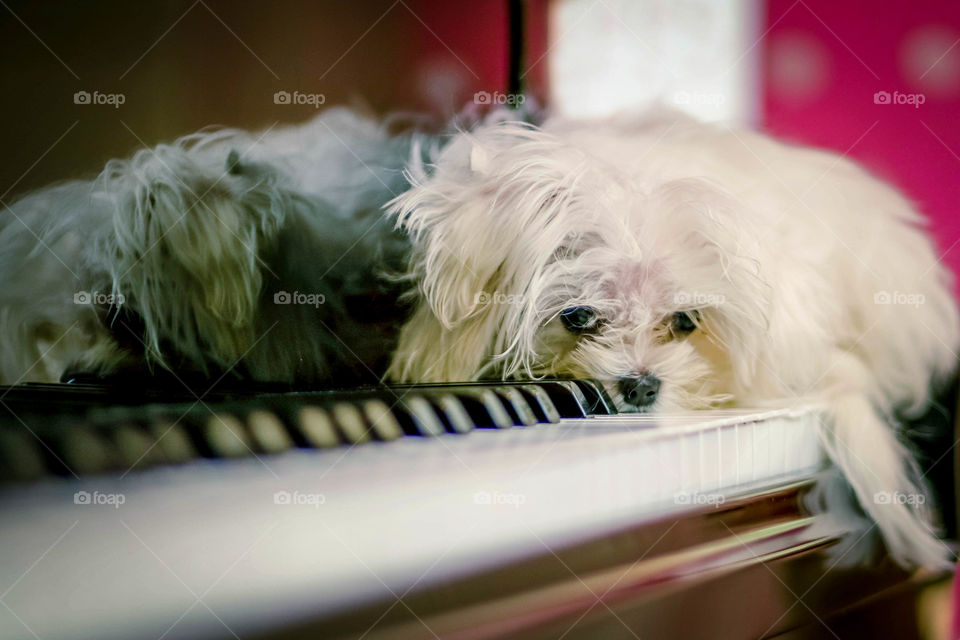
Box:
761, 0, 960, 284
406, 0, 549, 114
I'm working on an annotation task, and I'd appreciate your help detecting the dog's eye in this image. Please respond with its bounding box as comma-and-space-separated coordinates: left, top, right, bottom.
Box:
671, 311, 699, 335
560, 306, 599, 333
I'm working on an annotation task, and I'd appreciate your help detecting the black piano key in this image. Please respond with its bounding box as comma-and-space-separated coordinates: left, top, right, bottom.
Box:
160, 412, 217, 460
147, 418, 197, 464
259, 402, 313, 449
454, 393, 498, 428
401, 396, 446, 436
386, 403, 424, 437
111, 423, 166, 469
491, 387, 538, 426
525, 381, 587, 418
520, 385, 561, 423
576, 379, 617, 414
429, 394, 474, 434
330, 403, 372, 444
421, 397, 457, 434
456, 389, 513, 428
476, 389, 515, 428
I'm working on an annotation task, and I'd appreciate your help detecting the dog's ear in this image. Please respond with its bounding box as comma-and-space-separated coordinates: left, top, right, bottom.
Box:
388, 126, 590, 380
391, 127, 582, 324
99, 146, 286, 372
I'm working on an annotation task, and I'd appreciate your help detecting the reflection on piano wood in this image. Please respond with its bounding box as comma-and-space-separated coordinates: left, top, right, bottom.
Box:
0, 380, 945, 639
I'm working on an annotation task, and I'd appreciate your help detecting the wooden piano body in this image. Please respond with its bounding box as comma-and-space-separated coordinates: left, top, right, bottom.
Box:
0, 379, 954, 639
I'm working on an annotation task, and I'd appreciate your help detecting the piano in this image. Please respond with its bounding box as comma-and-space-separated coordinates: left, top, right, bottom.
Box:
0, 379, 954, 639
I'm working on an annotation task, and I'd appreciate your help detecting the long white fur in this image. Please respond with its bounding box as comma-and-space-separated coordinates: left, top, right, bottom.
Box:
2, 107, 957, 569
389, 110, 960, 569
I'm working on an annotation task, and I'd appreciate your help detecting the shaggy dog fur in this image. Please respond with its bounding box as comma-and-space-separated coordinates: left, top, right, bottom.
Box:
2, 107, 957, 569
0, 109, 414, 385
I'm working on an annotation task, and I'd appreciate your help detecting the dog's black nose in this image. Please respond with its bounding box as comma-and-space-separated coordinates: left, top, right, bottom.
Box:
618, 375, 660, 408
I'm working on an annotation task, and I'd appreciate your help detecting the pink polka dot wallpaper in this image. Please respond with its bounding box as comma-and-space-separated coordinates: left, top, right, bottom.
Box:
762, 0, 960, 287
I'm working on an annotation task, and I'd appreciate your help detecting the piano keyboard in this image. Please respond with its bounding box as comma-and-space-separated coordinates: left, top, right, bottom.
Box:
0, 379, 824, 487
0, 379, 612, 482
0, 379, 844, 640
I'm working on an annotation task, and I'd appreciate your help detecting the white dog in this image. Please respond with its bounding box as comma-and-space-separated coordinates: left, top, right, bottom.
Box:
390, 110, 959, 569
1, 107, 957, 569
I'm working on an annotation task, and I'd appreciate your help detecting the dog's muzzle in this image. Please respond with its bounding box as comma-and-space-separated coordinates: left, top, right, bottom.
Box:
618, 375, 660, 408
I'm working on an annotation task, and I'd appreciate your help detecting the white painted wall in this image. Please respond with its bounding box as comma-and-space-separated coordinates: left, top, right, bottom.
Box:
548, 0, 760, 124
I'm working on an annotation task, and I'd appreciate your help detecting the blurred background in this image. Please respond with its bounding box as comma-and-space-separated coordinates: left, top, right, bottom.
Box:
0, 0, 958, 280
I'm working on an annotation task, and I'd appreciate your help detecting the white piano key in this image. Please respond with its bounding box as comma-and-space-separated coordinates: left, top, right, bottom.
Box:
754, 417, 772, 481
737, 421, 755, 485
679, 429, 699, 498
699, 426, 721, 492
719, 421, 739, 489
